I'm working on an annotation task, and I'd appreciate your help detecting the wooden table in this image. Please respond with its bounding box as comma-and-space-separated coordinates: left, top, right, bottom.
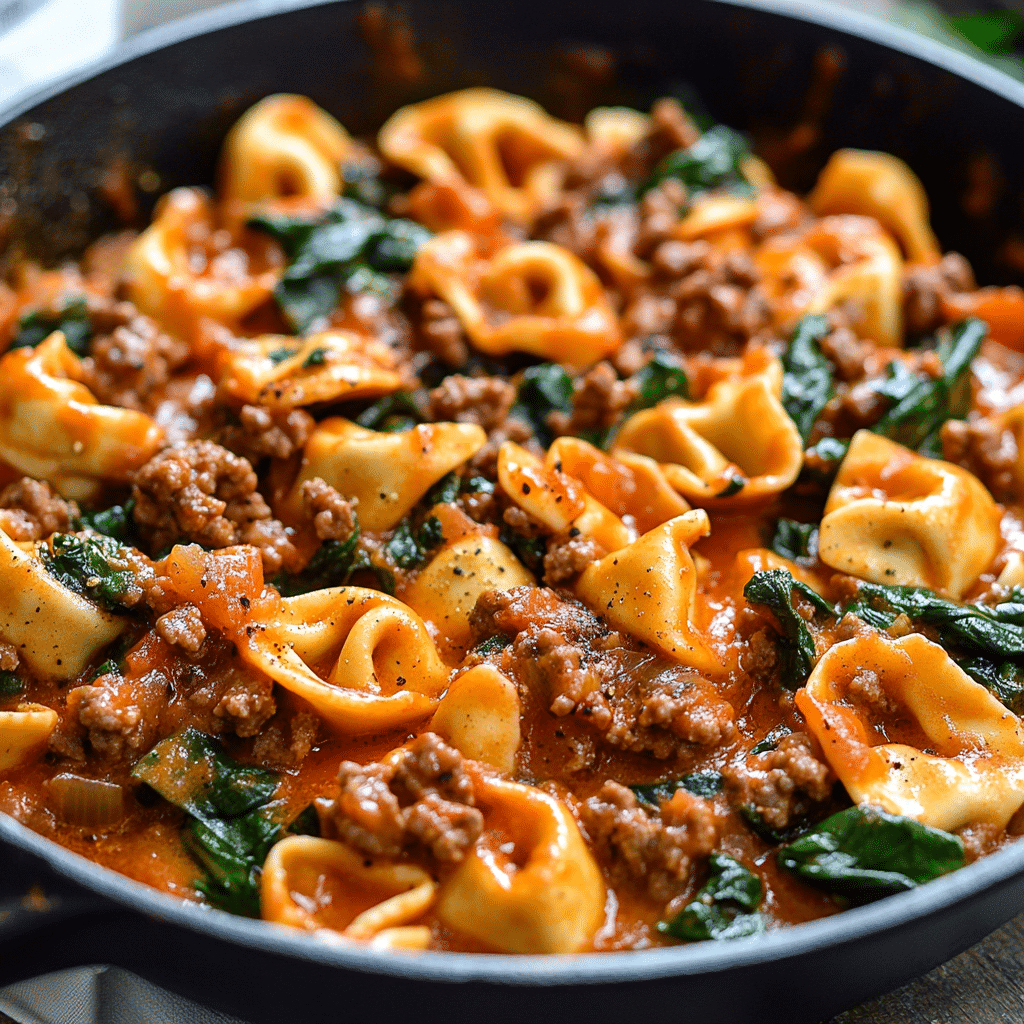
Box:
832, 913, 1024, 1023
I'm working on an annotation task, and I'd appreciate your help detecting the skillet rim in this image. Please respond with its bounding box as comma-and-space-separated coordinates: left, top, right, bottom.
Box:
1, 0, 1024, 988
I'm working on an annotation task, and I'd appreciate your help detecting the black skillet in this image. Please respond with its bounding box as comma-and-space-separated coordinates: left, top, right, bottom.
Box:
2, 2, 1024, 1022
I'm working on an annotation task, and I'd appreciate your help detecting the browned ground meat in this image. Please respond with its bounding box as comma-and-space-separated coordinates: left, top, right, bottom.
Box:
547, 362, 637, 438
301, 477, 357, 542
132, 440, 301, 573
728, 733, 834, 831
819, 325, 872, 382
903, 252, 976, 336
155, 603, 207, 655
252, 709, 319, 768
0, 640, 18, 672
320, 733, 484, 862
941, 417, 1019, 502
473, 587, 735, 761
79, 299, 190, 410
468, 416, 540, 478
219, 404, 315, 463
416, 297, 470, 367
0, 477, 78, 541
64, 672, 168, 762
188, 662, 277, 739
579, 780, 717, 900
543, 531, 603, 585
428, 374, 516, 430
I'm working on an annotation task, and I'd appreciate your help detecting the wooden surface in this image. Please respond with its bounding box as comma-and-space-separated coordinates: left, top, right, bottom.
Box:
831, 913, 1024, 1023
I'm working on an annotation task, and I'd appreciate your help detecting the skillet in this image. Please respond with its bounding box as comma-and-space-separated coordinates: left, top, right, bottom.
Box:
3, 2, 1024, 1021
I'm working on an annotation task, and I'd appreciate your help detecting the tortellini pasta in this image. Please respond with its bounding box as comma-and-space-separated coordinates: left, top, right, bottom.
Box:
262, 834, 435, 948
216, 331, 403, 408
0, 703, 58, 771
240, 587, 450, 733
612, 374, 802, 506
408, 231, 621, 366
575, 510, 720, 672
797, 632, 1024, 831
0, 332, 164, 501
122, 187, 279, 338
286, 418, 486, 530
809, 149, 940, 265
818, 430, 1000, 599
378, 88, 585, 224
436, 775, 605, 953
0, 530, 126, 679
219, 94, 353, 204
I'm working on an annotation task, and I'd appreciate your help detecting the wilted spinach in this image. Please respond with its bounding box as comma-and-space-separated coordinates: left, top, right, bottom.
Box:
272, 518, 392, 596
11, 296, 92, 356
386, 515, 445, 569
41, 534, 134, 613
659, 853, 765, 941
643, 125, 754, 203
781, 314, 834, 445
76, 499, 138, 544
631, 770, 724, 808
355, 391, 425, 433
250, 198, 431, 333
777, 805, 965, 901
508, 363, 574, 447
769, 519, 819, 563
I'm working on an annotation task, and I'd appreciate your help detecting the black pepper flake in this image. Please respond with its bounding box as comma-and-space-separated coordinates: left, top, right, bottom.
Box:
522, 483, 531, 495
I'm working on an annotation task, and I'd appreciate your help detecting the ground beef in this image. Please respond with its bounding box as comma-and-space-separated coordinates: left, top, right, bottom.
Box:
251, 709, 319, 768
0, 639, 17, 672
132, 440, 301, 573
819, 325, 873, 382
941, 417, 1019, 502
219, 404, 314, 464
155, 603, 206, 655
79, 300, 190, 411
728, 733, 834, 831
320, 733, 484, 863
543, 531, 603, 584
301, 477, 357, 542
428, 374, 516, 430
0, 477, 78, 542
903, 252, 976, 337
66, 671, 169, 762
547, 362, 637, 438
468, 416, 540, 478
187, 661, 277, 739
416, 297, 470, 367
579, 780, 717, 900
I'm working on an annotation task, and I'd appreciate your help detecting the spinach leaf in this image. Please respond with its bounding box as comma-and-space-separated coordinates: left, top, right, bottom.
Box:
777, 805, 965, 901
41, 534, 134, 613
11, 297, 92, 356
0, 671, 22, 698
742, 569, 834, 687
631, 351, 690, 410
76, 499, 137, 544
631, 770, 724, 808
132, 727, 284, 916
250, 199, 431, 334
498, 525, 547, 574
355, 391, 424, 433
426, 472, 462, 506
644, 125, 754, 202
659, 853, 764, 941
272, 525, 365, 596
801, 436, 850, 485
750, 724, 791, 755
509, 363, 574, 447
781, 314, 834, 445
286, 803, 322, 837
386, 515, 445, 569
341, 159, 399, 210
769, 519, 818, 562
957, 657, 1024, 714
871, 318, 986, 456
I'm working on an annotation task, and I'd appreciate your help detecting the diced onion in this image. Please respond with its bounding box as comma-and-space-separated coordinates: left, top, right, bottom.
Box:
45, 773, 124, 828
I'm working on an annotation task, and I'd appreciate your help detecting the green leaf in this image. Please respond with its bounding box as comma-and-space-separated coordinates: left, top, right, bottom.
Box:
286, 803, 322, 837
769, 519, 818, 562
801, 436, 849, 485
249, 199, 430, 333
355, 391, 424, 432
133, 728, 285, 917
659, 853, 764, 941
386, 515, 445, 570
272, 524, 363, 597
301, 346, 328, 368
426, 471, 462, 506
11, 297, 92, 356
472, 634, 511, 657
499, 525, 547, 574
632, 351, 690, 409
509, 364, 574, 448
0, 671, 22, 699
872, 319, 986, 456
778, 805, 965, 901
644, 125, 754, 202
743, 569, 834, 687
716, 475, 746, 498
631, 770, 724, 808
950, 11, 1024, 55
76, 499, 137, 544
750, 724, 790, 755
957, 656, 1024, 714
781, 314, 834, 445
41, 534, 134, 613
